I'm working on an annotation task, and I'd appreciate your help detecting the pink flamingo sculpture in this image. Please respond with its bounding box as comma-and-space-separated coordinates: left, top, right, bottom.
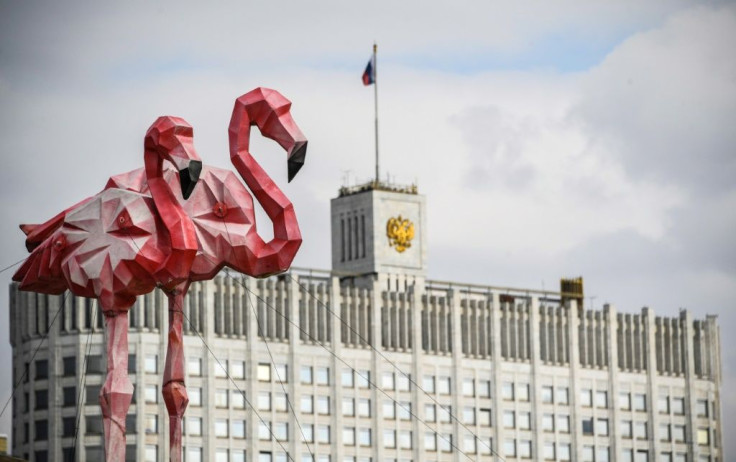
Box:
105, 87, 307, 461
14, 116, 202, 461
16, 88, 308, 461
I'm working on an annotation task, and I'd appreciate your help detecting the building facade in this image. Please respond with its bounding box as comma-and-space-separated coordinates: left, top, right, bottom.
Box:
8, 183, 723, 462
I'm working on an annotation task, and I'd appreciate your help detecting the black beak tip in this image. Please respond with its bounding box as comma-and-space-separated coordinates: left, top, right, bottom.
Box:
288, 140, 307, 183
179, 160, 202, 199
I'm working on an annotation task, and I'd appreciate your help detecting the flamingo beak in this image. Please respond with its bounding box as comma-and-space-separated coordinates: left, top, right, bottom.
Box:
179, 160, 202, 200
287, 140, 307, 183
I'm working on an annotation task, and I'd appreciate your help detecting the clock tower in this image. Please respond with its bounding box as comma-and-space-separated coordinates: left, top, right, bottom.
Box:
331, 181, 427, 287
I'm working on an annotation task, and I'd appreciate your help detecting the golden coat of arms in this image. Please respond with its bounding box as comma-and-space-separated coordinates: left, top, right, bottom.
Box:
386, 215, 415, 253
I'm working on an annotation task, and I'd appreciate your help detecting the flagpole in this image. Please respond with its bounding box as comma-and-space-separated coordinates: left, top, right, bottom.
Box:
373, 42, 379, 184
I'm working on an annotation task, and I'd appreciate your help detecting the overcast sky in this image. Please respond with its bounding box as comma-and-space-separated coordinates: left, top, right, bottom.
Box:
1, 0, 734, 455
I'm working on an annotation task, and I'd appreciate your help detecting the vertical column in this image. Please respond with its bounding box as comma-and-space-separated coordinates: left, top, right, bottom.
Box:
529, 296, 542, 461
449, 288, 462, 462
568, 300, 581, 462
245, 276, 258, 461
410, 283, 423, 461
643, 307, 660, 461
490, 291, 503, 458
370, 275, 384, 462
287, 275, 301, 460
47, 295, 60, 462
329, 276, 344, 462
604, 305, 620, 461
706, 315, 722, 455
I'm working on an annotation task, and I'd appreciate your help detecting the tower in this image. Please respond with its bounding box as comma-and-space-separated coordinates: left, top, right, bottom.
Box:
330, 182, 426, 287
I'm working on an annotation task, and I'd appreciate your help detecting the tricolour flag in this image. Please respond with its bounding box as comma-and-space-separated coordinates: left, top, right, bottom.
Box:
362, 55, 375, 86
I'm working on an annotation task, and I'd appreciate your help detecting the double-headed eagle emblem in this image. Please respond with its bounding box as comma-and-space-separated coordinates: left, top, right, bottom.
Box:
386, 215, 415, 253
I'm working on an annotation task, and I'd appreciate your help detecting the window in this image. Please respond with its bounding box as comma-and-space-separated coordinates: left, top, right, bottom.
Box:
342, 369, 354, 387
596, 418, 609, 436
63, 416, 75, 437
215, 419, 228, 438
301, 395, 314, 414
233, 420, 246, 439
215, 389, 228, 408
660, 423, 671, 442
300, 365, 313, 384
697, 428, 710, 445
425, 404, 436, 422
382, 372, 395, 390
463, 378, 475, 397
580, 389, 593, 407
423, 376, 435, 393
36, 360, 49, 379
356, 370, 370, 388
87, 355, 104, 374
696, 399, 708, 417
357, 398, 371, 417
479, 408, 491, 426
674, 454, 687, 462
620, 392, 632, 410
274, 392, 288, 412
463, 434, 476, 454
661, 453, 673, 462
188, 417, 202, 436
231, 361, 246, 379
659, 396, 670, 414
259, 453, 273, 462
559, 443, 571, 461
439, 433, 453, 452
502, 382, 514, 400
635, 421, 648, 439
384, 429, 396, 448
316, 395, 330, 414
343, 398, 356, 417
673, 424, 686, 442
398, 401, 411, 420
259, 421, 271, 440
438, 377, 451, 395
344, 427, 355, 446
597, 447, 610, 462
233, 390, 246, 409
463, 407, 476, 425
544, 442, 555, 460
63, 357, 76, 376
316, 424, 330, 443
438, 405, 452, 423
425, 432, 436, 451
302, 424, 314, 443
145, 355, 158, 374
582, 418, 594, 435
518, 412, 531, 430
519, 440, 532, 459
274, 364, 289, 382
503, 410, 515, 428
542, 413, 554, 432
35, 389, 48, 410
557, 414, 570, 433
315, 367, 329, 385
85, 385, 100, 405
258, 392, 271, 411
145, 385, 158, 403
145, 415, 158, 434
634, 393, 647, 411
187, 448, 202, 462
397, 374, 410, 391
35, 420, 48, 440
621, 420, 633, 438
596, 390, 608, 408
216, 449, 229, 462
636, 450, 650, 462
557, 387, 569, 405
358, 428, 371, 446
86, 416, 103, 435
63, 386, 76, 407
504, 439, 516, 457
375, 400, 392, 421
583, 445, 594, 462
188, 357, 202, 376
672, 397, 685, 415
622, 449, 634, 462
541, 386, 553, 404
182, 387, 200, 408
518, 383, 530, 402
478, 380, 491, 398
258, 363, 271, 382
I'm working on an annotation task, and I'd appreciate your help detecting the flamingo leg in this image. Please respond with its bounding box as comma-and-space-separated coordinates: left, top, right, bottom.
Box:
163, 286, 190, 462
99, 307, 134, 462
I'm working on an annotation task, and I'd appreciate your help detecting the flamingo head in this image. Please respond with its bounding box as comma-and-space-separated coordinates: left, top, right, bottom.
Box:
145, 116, 203, 199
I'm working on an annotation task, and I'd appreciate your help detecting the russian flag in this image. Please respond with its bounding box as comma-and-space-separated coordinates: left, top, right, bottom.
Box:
362, 55, 375, 86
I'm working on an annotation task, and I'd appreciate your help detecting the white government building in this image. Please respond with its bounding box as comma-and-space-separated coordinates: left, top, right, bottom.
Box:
9, 181, 723, 462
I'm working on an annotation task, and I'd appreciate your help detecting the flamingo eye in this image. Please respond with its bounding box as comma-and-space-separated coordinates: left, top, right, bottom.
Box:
53, 236, 66, 250
213, 202, 228, 218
